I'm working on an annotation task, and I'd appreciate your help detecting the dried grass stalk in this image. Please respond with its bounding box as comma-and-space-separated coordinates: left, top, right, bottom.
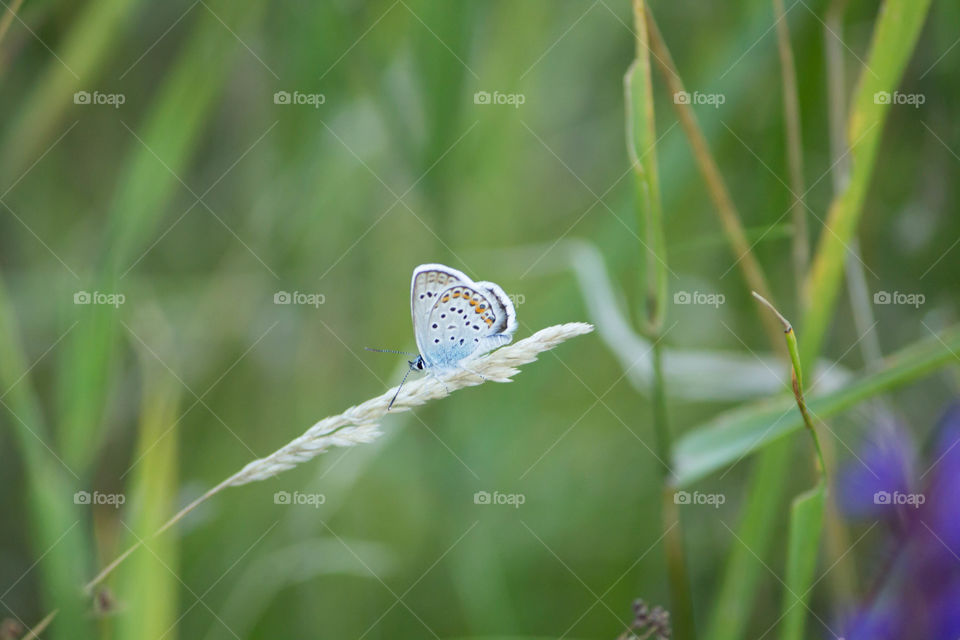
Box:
85, 322, 593, 592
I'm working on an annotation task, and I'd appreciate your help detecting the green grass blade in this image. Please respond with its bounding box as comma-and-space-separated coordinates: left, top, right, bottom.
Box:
115, 336, 181, 640
709, 3, 933, 635
777, 484, 826, 640
704, 446, 792, 640
0, 278, 95, 640
0, 0, 140, 178
626, 3, 693, 638
752, 294, 828, 640
54, 0, 269, 473
800, 0, 932, 372
624, 25, 667, 331
674, 323, 960, 486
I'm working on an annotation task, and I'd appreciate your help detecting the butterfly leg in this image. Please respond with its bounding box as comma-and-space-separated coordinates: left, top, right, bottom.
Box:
427, 370, 451, 394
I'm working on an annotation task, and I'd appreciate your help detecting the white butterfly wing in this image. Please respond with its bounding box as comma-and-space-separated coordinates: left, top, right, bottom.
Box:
409, 264, 517, 369
421, 283, 511, 368
473, 280, 517, 338
410, 264, 470, 358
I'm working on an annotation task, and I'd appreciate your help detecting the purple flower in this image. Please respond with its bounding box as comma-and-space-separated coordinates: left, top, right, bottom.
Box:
837, 421, 916, 522
840, 602, 903, 640
922, 402, 960, 552
835, 401, 960, 640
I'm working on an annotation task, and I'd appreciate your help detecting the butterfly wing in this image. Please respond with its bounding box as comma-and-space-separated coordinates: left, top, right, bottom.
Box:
410, 264, 470, 358
420, 282, 516, 369
473, 280, 517, 337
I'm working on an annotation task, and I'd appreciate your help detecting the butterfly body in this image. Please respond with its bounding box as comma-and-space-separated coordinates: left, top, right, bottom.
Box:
376, 264, 517, 408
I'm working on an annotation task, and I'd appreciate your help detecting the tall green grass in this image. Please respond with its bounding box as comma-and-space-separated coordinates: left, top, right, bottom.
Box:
0, 1, 950, 638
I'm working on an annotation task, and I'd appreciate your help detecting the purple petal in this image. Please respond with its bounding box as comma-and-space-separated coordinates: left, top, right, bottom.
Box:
837, 422, 917, 521
839, 602, 904, 640
921, 402, 960, 553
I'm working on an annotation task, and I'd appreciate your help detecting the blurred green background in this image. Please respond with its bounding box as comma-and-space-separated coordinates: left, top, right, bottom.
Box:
1, 0, 957, 638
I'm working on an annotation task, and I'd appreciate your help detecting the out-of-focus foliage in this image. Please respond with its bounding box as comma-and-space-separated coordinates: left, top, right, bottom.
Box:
1, 1, 957, 638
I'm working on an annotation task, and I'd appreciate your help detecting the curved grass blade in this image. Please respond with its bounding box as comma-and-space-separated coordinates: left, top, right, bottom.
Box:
0, 279, 95, 639
674, 322, 960, 486
0, 0, 140, 179
54, 0, 269, 473
800, 0, 933, 372
706, 2, 933, 636
753, 293, 827, 640
626, 2, 694, 638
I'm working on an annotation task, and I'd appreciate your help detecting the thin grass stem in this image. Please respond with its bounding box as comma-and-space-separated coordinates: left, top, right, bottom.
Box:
0, 0, 23, 47
772, 0, 809, 303
645, 7, 786, 357
83, 323, 593, 593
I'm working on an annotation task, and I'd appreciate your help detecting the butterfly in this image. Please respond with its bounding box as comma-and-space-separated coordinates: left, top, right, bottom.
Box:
372, 263, 518, 408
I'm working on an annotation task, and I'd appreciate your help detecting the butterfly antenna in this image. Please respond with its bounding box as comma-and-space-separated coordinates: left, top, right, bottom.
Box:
388, 367, 413, 410
366, 347, 419, 356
